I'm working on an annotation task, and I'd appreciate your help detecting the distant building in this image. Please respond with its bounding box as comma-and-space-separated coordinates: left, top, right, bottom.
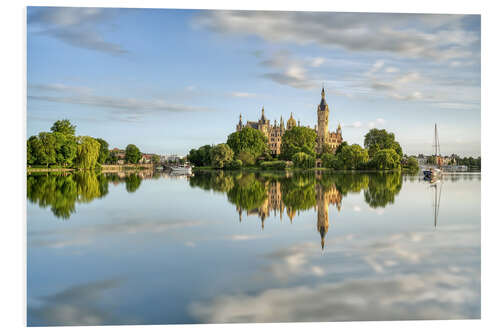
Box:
236, 88, 343, 155
140, 154, 154, 164
165, 154, 185, 163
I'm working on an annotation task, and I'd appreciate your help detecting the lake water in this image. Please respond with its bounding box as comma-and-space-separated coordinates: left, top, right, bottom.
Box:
27, 170, 481, 326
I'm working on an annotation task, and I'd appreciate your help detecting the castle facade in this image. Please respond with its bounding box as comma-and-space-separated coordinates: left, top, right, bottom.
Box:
236, 88, 343, 155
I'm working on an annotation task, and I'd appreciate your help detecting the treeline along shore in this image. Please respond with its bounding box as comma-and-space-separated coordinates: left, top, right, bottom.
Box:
188, 126, 421, 172
27, 119, 156, 172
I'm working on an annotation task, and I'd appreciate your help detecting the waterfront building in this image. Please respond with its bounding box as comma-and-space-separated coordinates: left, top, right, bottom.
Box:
236, 88, 343, 155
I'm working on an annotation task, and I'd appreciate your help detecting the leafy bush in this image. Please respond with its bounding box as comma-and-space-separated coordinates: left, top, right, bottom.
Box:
260, 161, 287, 170
227, 159, 243, 170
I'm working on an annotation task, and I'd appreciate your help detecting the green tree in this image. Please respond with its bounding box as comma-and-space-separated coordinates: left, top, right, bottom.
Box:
52, 132, 77, 167
37, 132, 57, 167
210, 143, 234, 169
95, 138, 109, 164
106, 151, 119, 164
335, 141, 348, 155
227, 127, 269, 158
292, 152, 316, 169
237, 150, 256, 166
321, 153, 342, 169
406, 156, 419, 171
321, 144, 334, 155
337, 144, 369, 170
74, 136, 101, 169
280, 126, 317, 160
151, 154, 160, 164
27, 135, 42, 165
187, 145, 213, 166
371, 148, 401, 170
364, 128, 403, 158
50, 119, 76, 136
125, 144, 141, 164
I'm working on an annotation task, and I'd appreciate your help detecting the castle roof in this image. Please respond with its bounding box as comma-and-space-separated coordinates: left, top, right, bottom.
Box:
319, 87, 328, 111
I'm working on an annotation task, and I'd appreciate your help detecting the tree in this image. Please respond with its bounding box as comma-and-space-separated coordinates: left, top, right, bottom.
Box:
337, 144, 369, 170
406, 156, 419, 171
364, 128, 403, 158
372, 148, 401, 170
237, 151, 256, 166
335, 141, 348, 155
321, 153, 342, 169
187, 145, 212, 166
54, 132, 78, 167
227, 127, 269, 158
151, 155, 160, 165
95, 138, 109, 164
51, 119, 76, 136
292, 152, 316, 169
125, 144, 141, 164
280, 126, 317, 160
321, 144, 334, 155
210, 143, 234, 169
106, 151, 119, 164
27, 135, 42, 165
37, 132, 57, 167
74, 136, 101, 169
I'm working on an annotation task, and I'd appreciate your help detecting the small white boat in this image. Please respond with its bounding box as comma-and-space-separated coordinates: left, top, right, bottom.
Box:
424, 124, 443, 181
170, 164, 192, 174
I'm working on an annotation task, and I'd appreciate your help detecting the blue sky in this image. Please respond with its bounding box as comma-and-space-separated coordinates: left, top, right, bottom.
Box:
27, 7, 481, 156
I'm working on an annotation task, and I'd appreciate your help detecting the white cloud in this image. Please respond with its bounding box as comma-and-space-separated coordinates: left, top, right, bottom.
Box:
230, 92, 257, 98
259, 51, 315, 90
28, 7, 127, 55
194, 12, 479, 61
310, 57, 325, 67
385, 67, 399, 73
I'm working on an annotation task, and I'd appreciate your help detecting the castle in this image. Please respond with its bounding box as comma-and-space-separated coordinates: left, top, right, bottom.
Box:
236, 88, 343, 155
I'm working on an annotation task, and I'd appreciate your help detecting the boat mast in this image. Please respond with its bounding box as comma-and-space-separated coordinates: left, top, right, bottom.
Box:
433, 123, 442, 167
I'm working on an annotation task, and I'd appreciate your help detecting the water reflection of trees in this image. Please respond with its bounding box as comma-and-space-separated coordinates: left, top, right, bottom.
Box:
189, 170, 403, 220
189, 170, 403, 249
27, 172, 146, 219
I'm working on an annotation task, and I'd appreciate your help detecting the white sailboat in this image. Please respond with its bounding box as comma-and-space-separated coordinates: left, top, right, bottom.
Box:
423, 124, 442, 180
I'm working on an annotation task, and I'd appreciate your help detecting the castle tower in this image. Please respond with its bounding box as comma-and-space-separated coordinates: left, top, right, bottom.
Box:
236, 113, 243, 131
287, 113, 296, 130
317, 87, 329, 152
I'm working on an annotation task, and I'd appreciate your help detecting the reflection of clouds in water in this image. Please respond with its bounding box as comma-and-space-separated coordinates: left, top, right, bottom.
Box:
228, 234, 270, 241
28, 279, 132, 326
263, 242, 316, 281
190, 225, 480, 322
29, 219, 204, 249
190, 270, 478, 323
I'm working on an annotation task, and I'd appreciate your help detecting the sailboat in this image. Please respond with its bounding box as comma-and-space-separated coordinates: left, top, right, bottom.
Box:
423, 124, 442, 180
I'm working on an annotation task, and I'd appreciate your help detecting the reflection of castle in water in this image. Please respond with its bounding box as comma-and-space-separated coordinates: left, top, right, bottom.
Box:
236, 176, 342, 250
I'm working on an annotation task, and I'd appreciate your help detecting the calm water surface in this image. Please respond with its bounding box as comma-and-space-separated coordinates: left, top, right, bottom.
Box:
27, 170, 481, 325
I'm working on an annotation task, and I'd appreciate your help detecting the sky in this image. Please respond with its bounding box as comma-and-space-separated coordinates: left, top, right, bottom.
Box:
27, 7, 481, 157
